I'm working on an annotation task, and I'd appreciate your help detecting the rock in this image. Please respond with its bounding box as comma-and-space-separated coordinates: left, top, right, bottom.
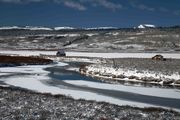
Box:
112, 75, 116, 78
116, 75, 126, 79
175, 80, 180, 84
152, 55, 166, 61
140, 77, 157, 82
163, 80, 174, 85
128, 76, 139, 80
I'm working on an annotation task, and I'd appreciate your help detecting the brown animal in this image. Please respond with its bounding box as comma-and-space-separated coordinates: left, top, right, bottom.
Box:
152, 55, 166, 61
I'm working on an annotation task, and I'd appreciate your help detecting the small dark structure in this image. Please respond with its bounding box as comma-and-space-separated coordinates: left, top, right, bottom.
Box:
152, 55, 166, 61
56, 49, 66, 57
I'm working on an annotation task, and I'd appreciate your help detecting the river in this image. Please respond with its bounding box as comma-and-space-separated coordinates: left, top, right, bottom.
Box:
44, 62, 180, 110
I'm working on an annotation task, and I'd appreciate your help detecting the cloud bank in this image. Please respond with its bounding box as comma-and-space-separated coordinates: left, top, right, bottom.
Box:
0, 0, 179, 16
0, 0, 123, 11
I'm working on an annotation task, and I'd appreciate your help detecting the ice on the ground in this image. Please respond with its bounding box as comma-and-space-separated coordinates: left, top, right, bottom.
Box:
0, 62, 158, 109
64, 80, 180, 99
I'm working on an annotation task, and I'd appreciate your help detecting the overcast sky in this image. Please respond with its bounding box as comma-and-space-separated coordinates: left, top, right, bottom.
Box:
0, 0, 180, 27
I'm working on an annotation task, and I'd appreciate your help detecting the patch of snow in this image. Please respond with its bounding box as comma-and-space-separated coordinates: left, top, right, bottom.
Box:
136, 32, 145, 35
85, 27, 117, 30
0, 73, 9, 76
66, 52, 180, 59
86, 33, 99, 37
0, 50, 56, 56
106, 32, 119, 36
56, 34, 80, 37
57, 57, 100, 63
24, 26, 52, 31
64, 44, 79, 48
0, 26, 21, 30
0, 50, 180, 59
137, 24, 156, 29
54, 27, 75, 30
128, 36, 137, 40
0, 26, 52, 30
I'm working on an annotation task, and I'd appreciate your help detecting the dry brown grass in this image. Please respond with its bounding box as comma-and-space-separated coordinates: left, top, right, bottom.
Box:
0, 55, 53, 65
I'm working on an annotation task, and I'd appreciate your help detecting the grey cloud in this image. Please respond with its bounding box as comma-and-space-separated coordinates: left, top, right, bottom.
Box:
138, 4, 155, 11
159, 7, 169, 12
130, 1, 155, 12
63, 1, 86, 11
0, 0, 21, 3
74, 0, 123, 11
0, 0, 122, 11
174, 10, 180, 15
96, 0, 122, 10
0, 0, 44, 3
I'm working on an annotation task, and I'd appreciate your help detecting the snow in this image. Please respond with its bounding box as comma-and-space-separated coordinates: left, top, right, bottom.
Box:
24, 26, 52, 31
66, 52, 180, 59
56, 34, 80, 37
86, 33, 99, 36
0, 50, 56, 56
64, 80, 180, 99
58, 57, 100, 63
106, 32, 119, 36
137, 24, 156, 29
0, 26, 52, 30
0, 73, 9, 76
0, 50, 180, 59
85, 27, 117, 30
54, 27, 75, 30
0, 26, 21, 30
86, 65, 180, 81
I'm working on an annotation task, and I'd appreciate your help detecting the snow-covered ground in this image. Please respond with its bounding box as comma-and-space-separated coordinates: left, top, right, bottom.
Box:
137, 24, 156, 29
86, 65, 180, 84
0, 50, 180, 59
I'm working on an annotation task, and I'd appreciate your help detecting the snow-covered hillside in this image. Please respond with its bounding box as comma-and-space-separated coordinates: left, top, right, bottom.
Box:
137, 24, 156, 29
54, 27, 76, 30
0, 26, 52, 30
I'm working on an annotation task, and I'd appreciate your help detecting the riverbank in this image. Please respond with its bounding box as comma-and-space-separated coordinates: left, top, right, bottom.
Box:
1, 86, 180, 120
80, 58, 180, 88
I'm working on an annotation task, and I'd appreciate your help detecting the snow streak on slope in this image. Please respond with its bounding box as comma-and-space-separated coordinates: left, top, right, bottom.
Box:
137, 24, 156, 29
